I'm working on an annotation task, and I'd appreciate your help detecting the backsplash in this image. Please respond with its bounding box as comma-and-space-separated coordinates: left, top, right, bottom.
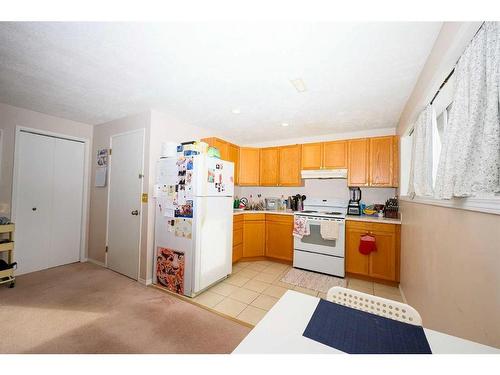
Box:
235, 179, 396, 206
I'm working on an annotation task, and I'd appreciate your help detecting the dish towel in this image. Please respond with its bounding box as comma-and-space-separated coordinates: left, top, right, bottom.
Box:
359, 234, 376, 254
293, 216, 310, 239
320, 221, 339, 240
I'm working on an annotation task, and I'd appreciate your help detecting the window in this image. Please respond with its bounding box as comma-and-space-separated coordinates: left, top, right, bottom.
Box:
400, 74, 455, 198
432, 103, 451, 186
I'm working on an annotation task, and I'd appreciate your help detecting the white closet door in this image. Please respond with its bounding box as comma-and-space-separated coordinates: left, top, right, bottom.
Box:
15, 132, 55, 275
48, 138, 85, 268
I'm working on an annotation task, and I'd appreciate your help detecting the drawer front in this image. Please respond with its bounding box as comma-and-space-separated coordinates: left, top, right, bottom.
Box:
232, 243, 243, 263
346, 220, 396, 234
233, 220, 243, 231
243, 213, 266, 221
370, 222, 396, 233
233, 214, 244, 223
346, 220, 371, 231
233, 227, 243, 246
265, 214, 293, 223
293, 250, 345, 278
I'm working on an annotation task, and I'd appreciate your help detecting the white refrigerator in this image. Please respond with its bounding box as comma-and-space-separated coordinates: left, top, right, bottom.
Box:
153, 153, 234, 297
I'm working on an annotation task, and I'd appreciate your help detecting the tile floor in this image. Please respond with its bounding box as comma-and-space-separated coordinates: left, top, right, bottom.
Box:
193, 259, 405, 326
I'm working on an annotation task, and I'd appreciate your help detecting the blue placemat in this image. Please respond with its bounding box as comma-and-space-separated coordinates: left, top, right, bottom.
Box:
303, 299, 432, 354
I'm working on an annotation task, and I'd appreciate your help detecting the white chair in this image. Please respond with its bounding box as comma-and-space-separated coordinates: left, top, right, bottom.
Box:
326, 286, 422, 326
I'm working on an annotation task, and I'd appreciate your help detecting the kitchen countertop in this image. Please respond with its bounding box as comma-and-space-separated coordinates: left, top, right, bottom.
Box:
346, 215, 401, 225
233, 209, 294, 216
234, 210, 401, 223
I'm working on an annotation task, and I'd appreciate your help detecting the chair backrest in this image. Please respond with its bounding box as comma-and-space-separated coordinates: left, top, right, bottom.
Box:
326, 286, 422, 326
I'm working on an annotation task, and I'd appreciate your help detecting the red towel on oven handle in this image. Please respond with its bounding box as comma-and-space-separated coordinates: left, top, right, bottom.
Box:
359, 234, 376, 255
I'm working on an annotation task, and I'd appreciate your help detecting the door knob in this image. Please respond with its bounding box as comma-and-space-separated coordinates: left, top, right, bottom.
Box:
131, 210, 139, 216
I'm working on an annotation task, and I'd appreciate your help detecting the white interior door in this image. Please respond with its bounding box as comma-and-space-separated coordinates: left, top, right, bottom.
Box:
48, 138, 85, 268
15, 132, 54, 274
14, 131, 85, 275
107, 129, 144, 280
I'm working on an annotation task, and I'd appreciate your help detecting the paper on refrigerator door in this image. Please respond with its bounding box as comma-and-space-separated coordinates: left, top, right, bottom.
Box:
157, 159, 178, 185
174, 218, 192, 239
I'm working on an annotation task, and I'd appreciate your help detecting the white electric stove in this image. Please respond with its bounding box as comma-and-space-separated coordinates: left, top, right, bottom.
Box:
293, 198, 347, 278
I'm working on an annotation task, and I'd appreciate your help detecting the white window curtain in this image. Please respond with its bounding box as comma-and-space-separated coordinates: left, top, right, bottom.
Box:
408, 105, 435, 197
434, 22, 500, 199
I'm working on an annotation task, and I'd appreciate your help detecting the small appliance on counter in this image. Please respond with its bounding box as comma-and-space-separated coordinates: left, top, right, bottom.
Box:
288, 194, 306, 211
384, 197, 399, 219
265, 197, 280, 211
347, 187, 362, 216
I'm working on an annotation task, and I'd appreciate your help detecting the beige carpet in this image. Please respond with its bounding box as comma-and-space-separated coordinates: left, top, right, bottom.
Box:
281, 268, 346, 293
0, 262, 250, 353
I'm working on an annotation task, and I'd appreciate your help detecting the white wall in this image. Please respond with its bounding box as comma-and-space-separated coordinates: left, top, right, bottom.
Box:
145, 110, 213, 282
397, 22, 482, 136
395, 22, 500, 347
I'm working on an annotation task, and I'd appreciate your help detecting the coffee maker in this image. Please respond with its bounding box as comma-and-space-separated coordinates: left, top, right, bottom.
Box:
347, 187, 362, 215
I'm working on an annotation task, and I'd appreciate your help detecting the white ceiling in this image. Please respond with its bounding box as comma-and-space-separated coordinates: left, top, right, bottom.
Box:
0, 22, 441, 143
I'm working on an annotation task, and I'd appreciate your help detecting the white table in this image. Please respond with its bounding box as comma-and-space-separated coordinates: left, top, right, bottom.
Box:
233, 291, 499, 354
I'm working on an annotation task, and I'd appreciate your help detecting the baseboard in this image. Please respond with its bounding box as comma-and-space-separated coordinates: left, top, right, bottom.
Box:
138, 277, 153, 285
84, 258, 106, 268
399, 284, 408, 304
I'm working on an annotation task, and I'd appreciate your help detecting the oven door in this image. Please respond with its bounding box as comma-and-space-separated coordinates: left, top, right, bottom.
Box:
294, 216, 345, 257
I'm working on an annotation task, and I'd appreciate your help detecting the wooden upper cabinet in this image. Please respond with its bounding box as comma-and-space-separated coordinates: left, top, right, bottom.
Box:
392, 136, 399, 187
348, 138, 369, 186
279, 145, 302, 186
227, 143, 240, 185
301, 142, 323, 170
239, 147, 260, 186
369, 136, 394, 187
202, 135, 398, 187
260, 147, 280, 186
201, 137, 229, 160
323, 140, 348, 169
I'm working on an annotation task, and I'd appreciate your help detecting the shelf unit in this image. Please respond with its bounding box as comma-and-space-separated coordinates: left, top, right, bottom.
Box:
0, 223, 15, 288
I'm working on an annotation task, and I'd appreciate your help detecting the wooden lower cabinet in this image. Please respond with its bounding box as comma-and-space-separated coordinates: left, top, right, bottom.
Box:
233, 213, 293, 263
242, 214, 266, 257
346, 221, 400, 282
265, 214, 294, 261
345, 226, 370, 275
232, 215, 244, 263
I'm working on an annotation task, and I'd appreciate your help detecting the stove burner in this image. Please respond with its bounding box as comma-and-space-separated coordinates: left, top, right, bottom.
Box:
325, 211, 343, 215
300, 210, 318, 213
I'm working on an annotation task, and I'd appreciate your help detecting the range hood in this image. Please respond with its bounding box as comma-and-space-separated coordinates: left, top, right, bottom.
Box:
301, 168, 348, 179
